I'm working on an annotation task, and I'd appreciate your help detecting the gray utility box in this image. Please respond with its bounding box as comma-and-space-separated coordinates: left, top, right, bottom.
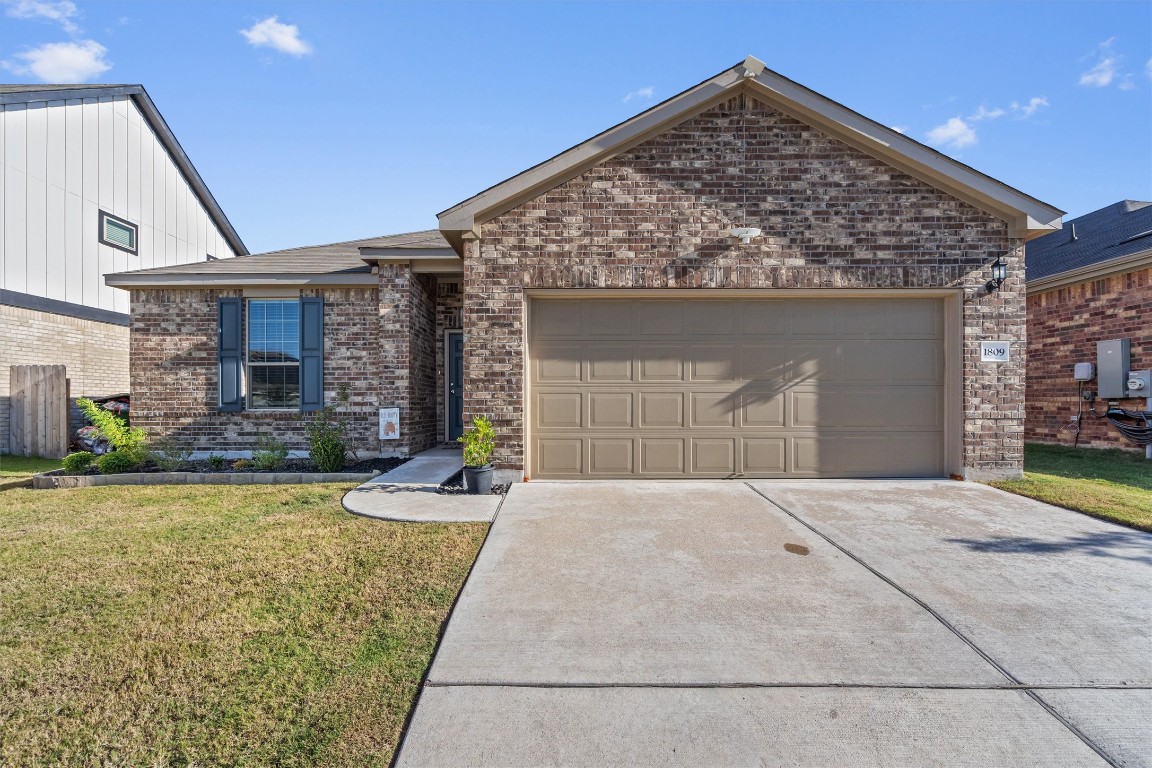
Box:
1097, 339, 1131, 399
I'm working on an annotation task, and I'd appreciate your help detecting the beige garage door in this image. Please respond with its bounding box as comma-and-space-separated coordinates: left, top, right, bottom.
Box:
529, 297, 947, 479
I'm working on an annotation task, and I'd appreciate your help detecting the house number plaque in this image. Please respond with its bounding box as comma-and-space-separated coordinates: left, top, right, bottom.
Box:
980, 341, 1010, 363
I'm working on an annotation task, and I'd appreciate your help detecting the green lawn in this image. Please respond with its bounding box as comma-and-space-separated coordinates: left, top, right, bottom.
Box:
990, 443, 1152, 532
0, 455, 62, 487
0, 484, 487, 766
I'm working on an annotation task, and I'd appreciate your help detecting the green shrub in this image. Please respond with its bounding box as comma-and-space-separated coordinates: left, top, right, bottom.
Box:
62, 451, 95, 474
307, 406, 347, 473
151, 437, 191, 471
77, 398, 147, 452
206, 454, 227, 471
97, 451, 138, 475
458, 416, 496, 467
252, 434, 289, 471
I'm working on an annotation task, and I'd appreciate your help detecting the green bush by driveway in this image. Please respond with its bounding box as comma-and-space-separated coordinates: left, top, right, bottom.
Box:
0, 484, 486, 766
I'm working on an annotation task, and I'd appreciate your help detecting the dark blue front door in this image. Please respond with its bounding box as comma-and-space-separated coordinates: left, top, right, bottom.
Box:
448, 332, 464, 441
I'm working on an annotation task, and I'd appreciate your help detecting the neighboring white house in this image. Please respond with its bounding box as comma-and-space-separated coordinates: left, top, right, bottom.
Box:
1, 84, 247, 453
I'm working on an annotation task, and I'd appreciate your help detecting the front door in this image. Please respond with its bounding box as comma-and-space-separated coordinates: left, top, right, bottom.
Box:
447, 331, 465, 441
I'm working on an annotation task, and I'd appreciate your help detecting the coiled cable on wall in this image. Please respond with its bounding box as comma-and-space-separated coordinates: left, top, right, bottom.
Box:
1104, 407, 1152, 446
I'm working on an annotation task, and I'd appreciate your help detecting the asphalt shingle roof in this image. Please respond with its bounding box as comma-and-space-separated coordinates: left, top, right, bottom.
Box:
112, 230, 449, 277
1027, 200, 1152, 281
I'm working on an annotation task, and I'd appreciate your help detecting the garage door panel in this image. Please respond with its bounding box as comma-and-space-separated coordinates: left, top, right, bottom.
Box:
690, 345, 735, 381
690, 392, 736, 427
738, 344, 790, 381
741, 391, 786, 427
589, 392, 633, 429
588, 346, 634, 382
639, 392, 684, 428
588, 438, 635, 474
536, 346, 584, 383
742, 438, 787, 473
537, 392, 583, 429
638, 352, 683, 381
530, 298, 947, 479
534, 302, 585, 338
641, 438, 685, 473
692, 438, 736, 474
587, 302, 633, 336
739, 301, 786, 335
636, 302, 683, 335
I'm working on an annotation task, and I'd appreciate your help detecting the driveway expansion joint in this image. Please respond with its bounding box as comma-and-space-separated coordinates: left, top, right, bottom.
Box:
744, 482, 1123, 768
423, 680, 1152, 691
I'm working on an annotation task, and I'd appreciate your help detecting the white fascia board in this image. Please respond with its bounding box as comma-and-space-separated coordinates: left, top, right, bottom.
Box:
105, 273, 377, 289
359, 247, 460, 259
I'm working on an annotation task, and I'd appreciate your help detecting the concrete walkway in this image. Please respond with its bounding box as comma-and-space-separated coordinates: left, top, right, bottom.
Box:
341, 446, 500, 522
396, 480, 1152, 767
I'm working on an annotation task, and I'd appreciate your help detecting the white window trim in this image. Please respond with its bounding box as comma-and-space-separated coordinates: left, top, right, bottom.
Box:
244, 298, 302, 412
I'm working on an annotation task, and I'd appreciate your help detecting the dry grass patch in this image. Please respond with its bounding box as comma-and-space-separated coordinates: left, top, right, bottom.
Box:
990, 443, 1152, 532
0, 484, 487, 766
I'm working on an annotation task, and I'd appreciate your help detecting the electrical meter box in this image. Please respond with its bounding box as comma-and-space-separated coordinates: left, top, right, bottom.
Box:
1127, 370, 1151, 398
1097, 339, 1131, 399
1073, 362, 1095, 381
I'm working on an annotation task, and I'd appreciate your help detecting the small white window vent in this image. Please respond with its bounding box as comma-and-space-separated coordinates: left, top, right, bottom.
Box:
99, 211, 137, 253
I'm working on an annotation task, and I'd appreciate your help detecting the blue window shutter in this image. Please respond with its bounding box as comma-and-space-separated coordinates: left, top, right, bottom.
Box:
300, 297, 324, 412
218, 298, 244, 412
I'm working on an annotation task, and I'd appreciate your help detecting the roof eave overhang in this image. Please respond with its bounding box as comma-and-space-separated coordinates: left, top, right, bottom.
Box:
359, 247, 460, 261
1026, 247, 1152, 294
105, 273, 376, 289
438, 56, 1063, 255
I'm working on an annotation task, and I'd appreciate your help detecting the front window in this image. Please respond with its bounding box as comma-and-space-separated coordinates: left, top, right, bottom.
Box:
246, 300, 300, 409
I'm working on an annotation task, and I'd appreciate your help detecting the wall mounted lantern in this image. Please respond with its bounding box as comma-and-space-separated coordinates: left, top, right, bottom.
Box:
985, 257, 1007, 293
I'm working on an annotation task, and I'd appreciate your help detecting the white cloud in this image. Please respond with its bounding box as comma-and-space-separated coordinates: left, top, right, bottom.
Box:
1079, 38, 1121, 87
968, 105, 1006, 121
1147, 57, 1152, 80
3, 39, 110, 82
623, 86, 654, 103
241, 16, 312, 57
1009, 96, 1048, 118
926, 117, 977, 151
889, 125, 907, 134
4, 0, 78, 33
1080, 56, 1117, 87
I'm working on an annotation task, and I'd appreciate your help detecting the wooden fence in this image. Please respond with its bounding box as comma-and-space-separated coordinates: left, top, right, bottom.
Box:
8, 365, 70, 458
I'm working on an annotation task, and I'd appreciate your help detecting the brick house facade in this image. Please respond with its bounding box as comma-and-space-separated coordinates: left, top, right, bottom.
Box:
1025, 201, 1152, 450
109, 57, 1063, 480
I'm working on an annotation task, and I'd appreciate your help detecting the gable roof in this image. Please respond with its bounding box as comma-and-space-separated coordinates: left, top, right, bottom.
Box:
437, 56, 1063, 254
1026, 200, 1152, 290
1, 84, 248, 256
105, 230, 454, 287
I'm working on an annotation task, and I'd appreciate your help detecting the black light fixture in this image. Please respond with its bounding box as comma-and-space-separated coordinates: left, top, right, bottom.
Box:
985, 257, 1007, 293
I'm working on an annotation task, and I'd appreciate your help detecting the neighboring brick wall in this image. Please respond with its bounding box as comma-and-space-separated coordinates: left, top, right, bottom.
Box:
1026, 268, 1151, 449
466, 95, 1024, 479
377, 266, 440, 456
435, 279, 463, 443
0, 304, 129, 454
129, 287, 383, 454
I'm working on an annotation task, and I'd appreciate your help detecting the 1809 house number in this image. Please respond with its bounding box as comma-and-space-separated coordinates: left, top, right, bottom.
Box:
980, 341, 1011, 363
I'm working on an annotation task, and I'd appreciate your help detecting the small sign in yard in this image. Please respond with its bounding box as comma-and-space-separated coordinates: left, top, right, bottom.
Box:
379, 408, 400, 440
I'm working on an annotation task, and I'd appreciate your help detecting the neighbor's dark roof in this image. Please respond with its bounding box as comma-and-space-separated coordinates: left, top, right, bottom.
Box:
110, 230, 448, 277
0, 83, 248, 256
1027, 200, 1152, 281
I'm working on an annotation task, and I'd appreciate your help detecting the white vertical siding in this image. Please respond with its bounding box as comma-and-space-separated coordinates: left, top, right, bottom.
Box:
0, 92, 238, 314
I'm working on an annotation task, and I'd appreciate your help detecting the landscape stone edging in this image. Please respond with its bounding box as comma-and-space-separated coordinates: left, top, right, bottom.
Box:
32, 470, 380, 490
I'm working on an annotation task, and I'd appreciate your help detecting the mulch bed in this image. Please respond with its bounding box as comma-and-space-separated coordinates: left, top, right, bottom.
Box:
437, 470, 510, 496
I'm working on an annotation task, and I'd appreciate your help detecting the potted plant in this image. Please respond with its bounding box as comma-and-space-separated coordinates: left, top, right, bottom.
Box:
457, 416, 495, 494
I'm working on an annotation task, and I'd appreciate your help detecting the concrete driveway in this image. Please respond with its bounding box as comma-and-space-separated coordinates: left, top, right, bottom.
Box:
396, 480, 1152, 767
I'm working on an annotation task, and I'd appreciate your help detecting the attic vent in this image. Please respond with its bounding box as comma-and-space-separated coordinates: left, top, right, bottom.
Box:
99, 211, 137, 253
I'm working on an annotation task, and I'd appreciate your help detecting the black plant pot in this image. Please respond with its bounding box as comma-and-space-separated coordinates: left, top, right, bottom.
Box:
463, 464, 493, 495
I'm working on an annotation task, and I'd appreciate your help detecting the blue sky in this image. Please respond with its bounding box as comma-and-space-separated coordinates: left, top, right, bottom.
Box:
3, 0, 1150, 254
